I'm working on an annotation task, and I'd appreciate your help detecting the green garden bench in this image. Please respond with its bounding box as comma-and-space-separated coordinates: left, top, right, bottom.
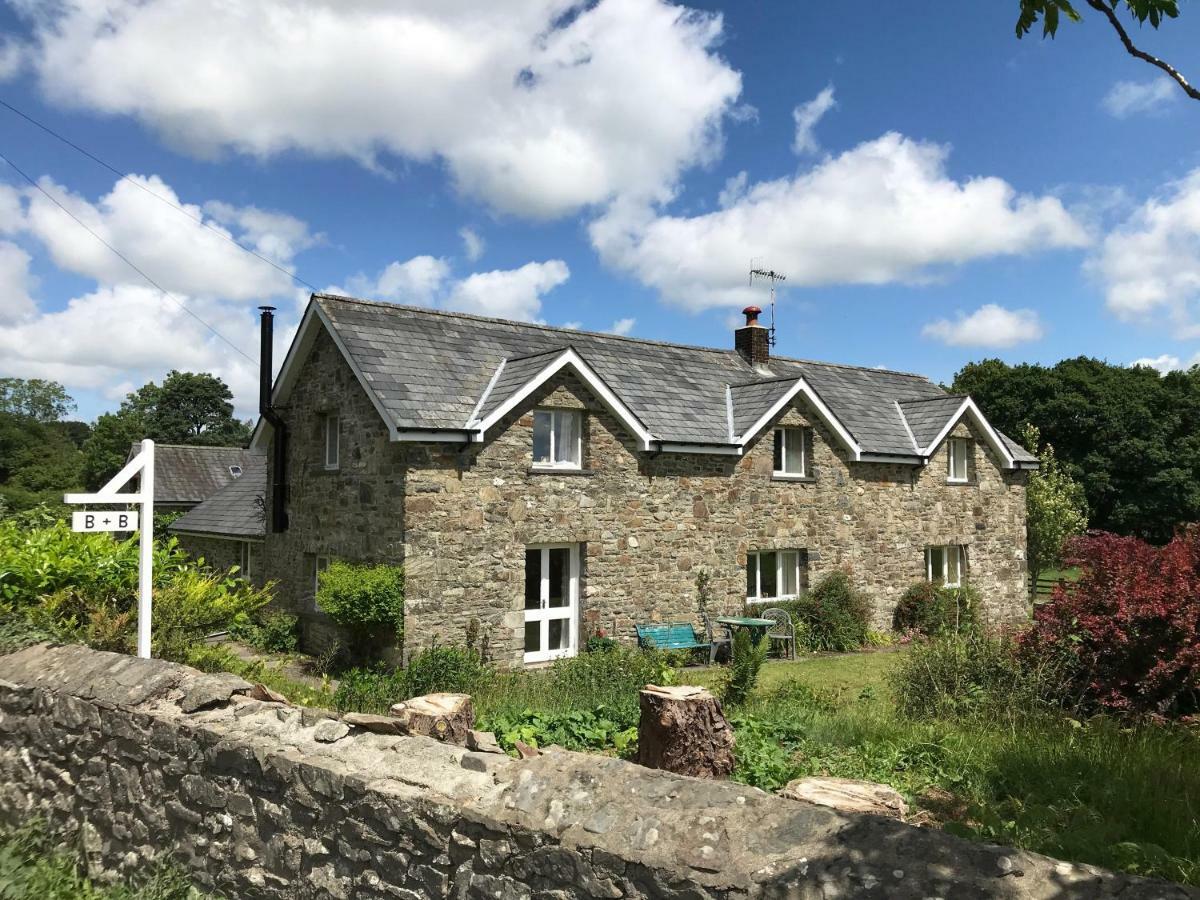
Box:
636, 622, 707, 653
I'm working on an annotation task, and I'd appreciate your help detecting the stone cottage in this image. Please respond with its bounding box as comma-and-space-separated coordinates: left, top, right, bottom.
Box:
202, 294, 1038, 667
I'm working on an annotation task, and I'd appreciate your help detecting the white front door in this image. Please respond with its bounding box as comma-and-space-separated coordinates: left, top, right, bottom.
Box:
523, 544, 579, 664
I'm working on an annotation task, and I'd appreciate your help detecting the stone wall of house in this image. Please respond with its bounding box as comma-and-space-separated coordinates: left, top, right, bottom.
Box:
0, 643, 1189, 900
261, 326, 1028, 665
402, 371, 1029, 667
262, 327, 404, 653
174, 533, 265, 588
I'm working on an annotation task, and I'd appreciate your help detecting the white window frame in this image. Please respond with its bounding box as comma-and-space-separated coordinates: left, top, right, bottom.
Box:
947, 437, 969, 483
240, 541, 255, 580
313, 555, 331, 607
772, 426, 810, 478
324, 414, 340, 470
926, 545, 965, 588
531, 409, 582, 470
747, 549, 805, 604
523, 544, 579, 664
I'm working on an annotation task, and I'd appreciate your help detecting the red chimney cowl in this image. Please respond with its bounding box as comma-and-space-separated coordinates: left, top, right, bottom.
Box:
742, 305, 762, 326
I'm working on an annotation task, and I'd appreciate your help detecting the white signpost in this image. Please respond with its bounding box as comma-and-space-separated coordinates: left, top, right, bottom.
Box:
65, 439, 155, 659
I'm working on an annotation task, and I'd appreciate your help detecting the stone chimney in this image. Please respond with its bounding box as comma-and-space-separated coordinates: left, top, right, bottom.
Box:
735, 305, 770, 366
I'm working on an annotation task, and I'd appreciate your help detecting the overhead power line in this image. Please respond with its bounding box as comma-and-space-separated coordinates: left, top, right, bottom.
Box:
0, 97, 318, 294
0, 151, 258, 365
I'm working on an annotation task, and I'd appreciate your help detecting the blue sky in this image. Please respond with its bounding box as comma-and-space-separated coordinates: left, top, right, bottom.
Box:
1, 1, 1198, 422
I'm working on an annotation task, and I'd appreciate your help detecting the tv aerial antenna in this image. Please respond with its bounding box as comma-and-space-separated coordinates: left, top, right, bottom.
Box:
749, 263, 787, 347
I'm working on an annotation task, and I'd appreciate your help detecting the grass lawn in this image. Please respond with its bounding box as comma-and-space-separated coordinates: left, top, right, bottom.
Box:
685, 646, 1200, 888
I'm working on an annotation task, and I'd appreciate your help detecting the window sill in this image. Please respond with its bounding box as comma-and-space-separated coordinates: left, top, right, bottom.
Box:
945, 479, 974, 486
771, 473, 815, 483
528, 467, 595, 477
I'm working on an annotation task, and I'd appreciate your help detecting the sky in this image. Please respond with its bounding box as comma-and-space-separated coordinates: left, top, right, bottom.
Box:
1, 1, 1199, 423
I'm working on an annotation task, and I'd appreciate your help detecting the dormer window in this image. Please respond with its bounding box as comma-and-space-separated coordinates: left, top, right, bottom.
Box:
532, 409, 581, 469
773, 426, 812, 478
947, 437, 969, 483
323, 414, 340, 470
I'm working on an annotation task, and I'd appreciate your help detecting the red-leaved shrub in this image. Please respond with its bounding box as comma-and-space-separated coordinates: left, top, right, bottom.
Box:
1022, 527, 1200, 719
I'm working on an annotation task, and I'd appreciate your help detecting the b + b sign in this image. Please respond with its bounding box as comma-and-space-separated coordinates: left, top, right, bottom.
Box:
72, 511, 139, 533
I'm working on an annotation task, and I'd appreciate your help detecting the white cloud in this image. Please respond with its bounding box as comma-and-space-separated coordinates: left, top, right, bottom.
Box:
343, 256, 452, 305
561, 321, 582, 330
0, 284, 266, 417
792, 85, 836, 156
1102, 78, 1176, 118
0, 184, 24, 234
1130, 352, 1200, 374
608, 316, 635, 335
22, 175, 305, 300
0, 242, 36, 324
717, 170, 748, 209
19, 0, 742, 219
459, 227, 485, 263
338, 256, 570, 322
448, 260, 570, 321
1087, 169, 1200, 333
0, 38, 22, 81
204, 202, 319, 261
921, 304, 1044, 348
592, 132, 1088, 309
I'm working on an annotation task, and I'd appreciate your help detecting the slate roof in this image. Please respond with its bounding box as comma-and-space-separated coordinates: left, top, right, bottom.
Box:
898, 396, 968, 450
168, 455, 266, 539
127, 444, 258, 506
289, 294, 1036, 466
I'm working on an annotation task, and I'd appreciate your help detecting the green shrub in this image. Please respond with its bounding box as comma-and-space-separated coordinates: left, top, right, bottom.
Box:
483, 708, 637, 756
229, 610, 299, 653
333, 665, 407, 714
545, 646, 677, 727
0, 818, 204, 899
786, 571, 870, 651
315, 561, 404, 657
721, 628, 768, 706
149, 569, 272, 662
403, 641, 487, 697
891, 630, 1070, 720
893, 582, 979, 636
0, 612, 61, 654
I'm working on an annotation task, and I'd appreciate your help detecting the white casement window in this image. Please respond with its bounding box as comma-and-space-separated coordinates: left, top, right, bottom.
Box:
523, 545, 579, 664
323, 414, 340, 470
532, 409, 582, 469
746, 549, 806, 603
926, 545, 966, 588
772, 426, 812, 477
947, 438, 969, 483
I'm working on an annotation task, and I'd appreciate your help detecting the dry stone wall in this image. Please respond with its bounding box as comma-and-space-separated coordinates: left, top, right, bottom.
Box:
263, 329, 1029, 666
0, 643, 1191, 900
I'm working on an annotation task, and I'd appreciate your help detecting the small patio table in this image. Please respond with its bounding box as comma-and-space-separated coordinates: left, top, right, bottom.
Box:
714, 615, 775, 643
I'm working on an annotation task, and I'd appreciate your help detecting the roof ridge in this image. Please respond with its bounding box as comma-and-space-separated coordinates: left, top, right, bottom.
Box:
312, 293, 935, 382
133, 443, 255, 451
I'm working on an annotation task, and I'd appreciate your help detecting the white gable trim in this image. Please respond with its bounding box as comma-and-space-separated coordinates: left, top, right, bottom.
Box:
469, 348, 656, 451
734, 378, 863, 460
920, 397, 1016, 469
895, 401, 920, 454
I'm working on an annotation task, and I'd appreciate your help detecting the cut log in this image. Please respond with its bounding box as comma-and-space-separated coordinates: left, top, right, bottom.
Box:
636, 684, 734, 778
778, 777, 908, 820
389, 693, 475, 745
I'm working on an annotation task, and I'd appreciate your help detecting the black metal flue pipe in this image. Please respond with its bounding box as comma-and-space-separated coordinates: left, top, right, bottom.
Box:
258, 306, 288, 532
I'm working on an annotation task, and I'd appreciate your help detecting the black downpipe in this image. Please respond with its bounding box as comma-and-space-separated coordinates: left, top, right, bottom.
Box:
259, 306, 288, 532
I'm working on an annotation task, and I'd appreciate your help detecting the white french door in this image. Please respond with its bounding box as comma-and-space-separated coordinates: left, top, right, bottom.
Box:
523, 544, 579, 665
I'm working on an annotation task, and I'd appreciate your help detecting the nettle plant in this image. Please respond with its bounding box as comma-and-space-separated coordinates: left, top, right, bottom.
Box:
316, 561, 404, 658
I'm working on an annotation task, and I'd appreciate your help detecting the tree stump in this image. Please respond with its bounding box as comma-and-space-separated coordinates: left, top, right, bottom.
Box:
636, 684, 734, 778
389, 693, 475, 745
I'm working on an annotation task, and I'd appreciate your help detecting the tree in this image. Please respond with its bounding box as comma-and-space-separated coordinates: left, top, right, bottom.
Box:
80, 371, 251, 489
953, 357, 1200, 542
1021, 423, 1088, 585
0, 378, 75, 423
1016, 0, 1198, 102
0, 380, 87, 513
147, 371, 250, 445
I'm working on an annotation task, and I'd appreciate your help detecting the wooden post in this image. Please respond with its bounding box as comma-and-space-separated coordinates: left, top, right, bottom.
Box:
636, 684, 735, 778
